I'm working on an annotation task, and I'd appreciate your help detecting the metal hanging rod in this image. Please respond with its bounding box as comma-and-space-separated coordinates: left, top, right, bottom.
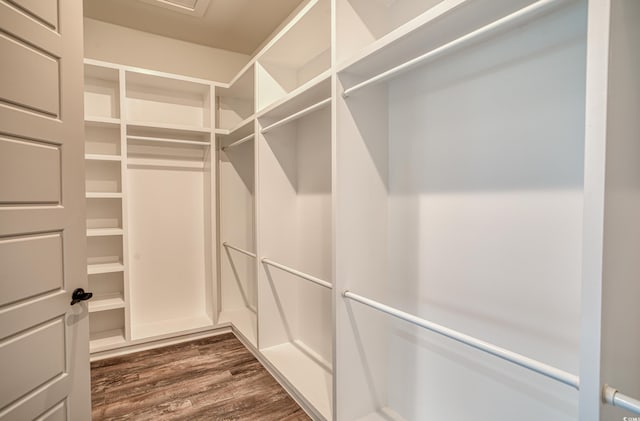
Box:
221, 133, 255, 151
222, 242, 257, 258
260, 98, 331, 134
261, 258, 332, 290
127, 135, 210, 147
342, 0, 565, 98
343, 290, 580, 390
604, 385, 640, 415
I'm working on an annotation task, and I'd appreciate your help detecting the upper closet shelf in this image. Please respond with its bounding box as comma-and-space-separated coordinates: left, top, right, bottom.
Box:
256, 0, 330, 111
338, 0, 566, 92
257, 70, 330, 120
216, 115, 255, 137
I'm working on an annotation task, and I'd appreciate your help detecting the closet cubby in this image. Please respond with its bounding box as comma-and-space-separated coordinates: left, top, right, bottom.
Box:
216, 65, 255, 132
85, 122, 121, 157
84, 63, 120, 122
218, 121, 257, 346
86, 198, 122, 231
89, 309, 126, 352
256, 0, 331, 112
335, 1, 586, 420
257, 92, 333, 419
125, 71, 212, 129
85, 160, 122, 194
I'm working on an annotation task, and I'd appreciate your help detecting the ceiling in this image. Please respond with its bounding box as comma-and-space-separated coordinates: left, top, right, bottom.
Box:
83, 0, 306, 55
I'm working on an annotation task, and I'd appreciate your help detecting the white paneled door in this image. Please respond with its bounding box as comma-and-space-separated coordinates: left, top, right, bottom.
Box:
0, 0, 91, 420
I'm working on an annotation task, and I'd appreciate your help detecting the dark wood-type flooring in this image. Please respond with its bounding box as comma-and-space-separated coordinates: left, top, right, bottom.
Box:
91, 333, 311, 420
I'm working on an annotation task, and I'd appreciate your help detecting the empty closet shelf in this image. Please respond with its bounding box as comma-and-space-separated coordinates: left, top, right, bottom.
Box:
89, 293, 125, 313
85, 154, 122, 161
86, 192, 123, 199
342, 290, 580, 390
260, 98, 331, 134
604, 385, 640, 416
221, 133, 254, 151
89, 329, 125, 353
341, 0, 565, 98
222, 242, 256, 258
261, 258, 332, 290
88, 262, 125, 275
84, 116, 121, 126
87, 228, 124, 237
127, 135, 210, 147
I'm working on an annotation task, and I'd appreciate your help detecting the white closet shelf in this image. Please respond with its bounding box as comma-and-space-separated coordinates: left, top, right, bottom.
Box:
85, 154, 122, 161
89, 328, 126, 353
257, 69, 331, 117
87, 228, 124, 237
127, 121, 211, 135
341, 0, 565, 97
84, 116, 121, 127
261, 341, 332, 420
126, 157, 205, 169
89, 292, 125, 313
88, 261, 125, 275
260, 98, 330, 135
127, 135, 211, 147
339, 0, 567, 88
86, 192, 123, 199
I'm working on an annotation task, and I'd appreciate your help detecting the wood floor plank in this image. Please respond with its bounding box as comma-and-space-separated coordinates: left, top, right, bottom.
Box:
91, 333, 311, 421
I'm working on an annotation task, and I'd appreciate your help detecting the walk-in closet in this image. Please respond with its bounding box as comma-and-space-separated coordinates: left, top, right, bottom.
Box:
1, 0, 638, 420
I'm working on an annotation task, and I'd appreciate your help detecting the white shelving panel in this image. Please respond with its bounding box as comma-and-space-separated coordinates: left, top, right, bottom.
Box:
335, 1, 587, 420
83, 59, 218, 352
256, 0, 331, 111
257, 71, 333, 418
216, 59, 258, 347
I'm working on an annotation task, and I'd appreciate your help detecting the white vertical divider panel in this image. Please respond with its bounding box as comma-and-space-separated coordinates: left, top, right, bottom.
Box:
334, 77, 391, 421
580, 1, 640, 419
205, 85, 217, 324
119, 68, 131, 342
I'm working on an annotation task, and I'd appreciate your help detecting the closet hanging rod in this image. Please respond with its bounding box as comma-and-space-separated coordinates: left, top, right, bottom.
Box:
342, 290, 580, 390
604, 385, 640, 415
261, 258, 332, 290
222, 133, 254, 151
260, 98, 331, 134
127, 135, 210, 147
342, 0, 564, 98
222, 242, 257, 258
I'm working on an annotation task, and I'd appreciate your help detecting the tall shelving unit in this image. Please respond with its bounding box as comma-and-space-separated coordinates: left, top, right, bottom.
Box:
83, 59, 219, 353
254, 1, 333, 419
84, 63, 128, 352
333, 0, 640, 420
217, 63, 258, 346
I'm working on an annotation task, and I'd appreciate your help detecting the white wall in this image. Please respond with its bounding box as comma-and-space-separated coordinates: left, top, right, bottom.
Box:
84, 18, 250, 82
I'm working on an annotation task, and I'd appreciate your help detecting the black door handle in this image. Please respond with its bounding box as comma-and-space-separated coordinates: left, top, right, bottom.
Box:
70, 288, 93, 305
